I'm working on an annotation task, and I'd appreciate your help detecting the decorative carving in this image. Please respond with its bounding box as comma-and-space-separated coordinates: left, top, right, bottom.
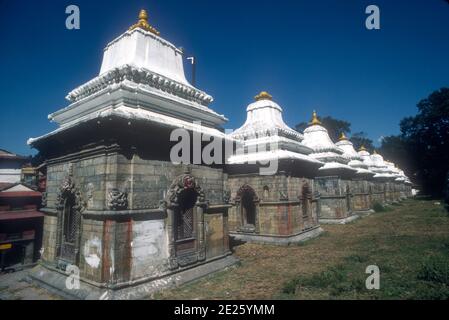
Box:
223, 190, 231, 204
66, 65, 213, 106
85, 183, 94, 209
55, 168, 85, 265
236, 184, 259, 202
41, 192, 47, 208
165, 174, 207, 270
279, 191, 288, 201
177, 253, 199, 267
107, 188, 128, 210
55, 175, 85, 214
165, 174, 206, 209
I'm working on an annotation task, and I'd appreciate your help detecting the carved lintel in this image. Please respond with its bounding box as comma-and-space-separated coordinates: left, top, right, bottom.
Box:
164, 174, 206, 209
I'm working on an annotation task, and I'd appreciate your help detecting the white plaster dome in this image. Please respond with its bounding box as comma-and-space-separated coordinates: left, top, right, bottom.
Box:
335, 133, 374, 177
231, 91, 303, 142
358, 146, 375, 167
301, 111, 356, 177
227, 92, 322, 169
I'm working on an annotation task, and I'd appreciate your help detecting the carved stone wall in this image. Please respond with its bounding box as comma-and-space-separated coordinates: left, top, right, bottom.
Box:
227, 174, 320, 238
41, 151, 231, 286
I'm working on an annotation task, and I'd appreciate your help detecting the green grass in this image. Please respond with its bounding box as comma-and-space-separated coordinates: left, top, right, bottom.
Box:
157, 199, 449, 300
279, 201, 449, 300
372, 202, 392, 212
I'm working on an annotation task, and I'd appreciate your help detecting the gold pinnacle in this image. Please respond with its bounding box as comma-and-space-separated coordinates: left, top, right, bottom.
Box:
129, 9, 160, 35
310, 110, 322, 125
254, 91, 273, 101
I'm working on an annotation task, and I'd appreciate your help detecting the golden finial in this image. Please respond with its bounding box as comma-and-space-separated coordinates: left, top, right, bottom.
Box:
129, 9, 160, 35
359, 145, 366, 152
338, 132, 348, 141
254, 91, 273, 101
310, 110, 322, 125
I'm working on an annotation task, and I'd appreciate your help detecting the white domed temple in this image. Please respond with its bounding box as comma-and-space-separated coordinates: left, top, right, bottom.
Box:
26, 9, 413, 299
335, 133, 375, 215
28, 9, 237, 299
226, 92, 324, 244
302, 112, 358, 224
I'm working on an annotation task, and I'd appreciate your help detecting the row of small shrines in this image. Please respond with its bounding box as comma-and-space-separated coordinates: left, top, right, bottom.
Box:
27, 9, 413, 299
30, 157, 412, 299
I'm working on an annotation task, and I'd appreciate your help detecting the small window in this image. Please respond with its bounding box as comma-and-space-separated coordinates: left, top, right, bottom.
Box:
175, 188, 197, 241
302, 184, 311, 219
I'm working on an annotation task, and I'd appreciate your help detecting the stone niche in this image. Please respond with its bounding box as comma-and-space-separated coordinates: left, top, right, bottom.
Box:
226, 173, 323, 245
32, 150, 236, 300
314, 176, 358, 224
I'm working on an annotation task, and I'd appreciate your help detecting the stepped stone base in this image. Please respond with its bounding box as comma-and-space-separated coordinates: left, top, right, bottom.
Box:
230, 225, 324, 246
27, 255, 238, 300
319, 214, 360, 225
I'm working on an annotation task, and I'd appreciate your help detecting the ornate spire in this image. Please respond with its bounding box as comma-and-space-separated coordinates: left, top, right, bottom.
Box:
129, 9, 160, 35
359, 145, 367, 152
338, 132, 348, 141
254, 91, 273, 101
310, 110, 322, 125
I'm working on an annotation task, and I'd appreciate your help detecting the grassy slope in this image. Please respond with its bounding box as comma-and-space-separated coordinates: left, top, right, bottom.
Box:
156, 199, 449, 300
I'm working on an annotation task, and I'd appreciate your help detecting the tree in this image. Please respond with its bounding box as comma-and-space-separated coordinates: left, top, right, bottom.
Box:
379, 135, 412, 174
295, 115, 351, 142
349, 132, 375, 152
444, 171, 449, 212
399, 87, 449, 196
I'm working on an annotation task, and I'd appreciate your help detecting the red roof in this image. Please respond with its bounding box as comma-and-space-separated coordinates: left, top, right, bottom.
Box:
0, 210, 44, 221
0, 191, 42, 198
0, 149, 27, 160
0, 183, 14, 191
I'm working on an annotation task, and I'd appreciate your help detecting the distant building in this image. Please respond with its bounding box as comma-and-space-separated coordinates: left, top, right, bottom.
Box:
0, 150, 43, 272
0, 149, 28, 183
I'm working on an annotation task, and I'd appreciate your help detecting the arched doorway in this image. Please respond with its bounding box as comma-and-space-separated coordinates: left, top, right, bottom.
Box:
55, 175, 84, 266
301, 183, 312, 219
241, 191, 256, 226
237, 185, 258, 229
174, 188, 197, 241
165, 174, 207, 269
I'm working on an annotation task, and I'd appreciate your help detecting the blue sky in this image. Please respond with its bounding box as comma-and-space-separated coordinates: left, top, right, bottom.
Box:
1, 0, 448, 156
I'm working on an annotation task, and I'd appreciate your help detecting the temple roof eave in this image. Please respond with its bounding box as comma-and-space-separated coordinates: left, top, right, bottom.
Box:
28, 105, 230, 147
48, 78, 228, 128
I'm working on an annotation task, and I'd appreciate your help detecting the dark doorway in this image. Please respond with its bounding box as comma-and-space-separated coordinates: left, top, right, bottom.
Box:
175, 188, 197, 241
241, 191, 256, 226
59, 195, 79, 264
302, 184, 311, 219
